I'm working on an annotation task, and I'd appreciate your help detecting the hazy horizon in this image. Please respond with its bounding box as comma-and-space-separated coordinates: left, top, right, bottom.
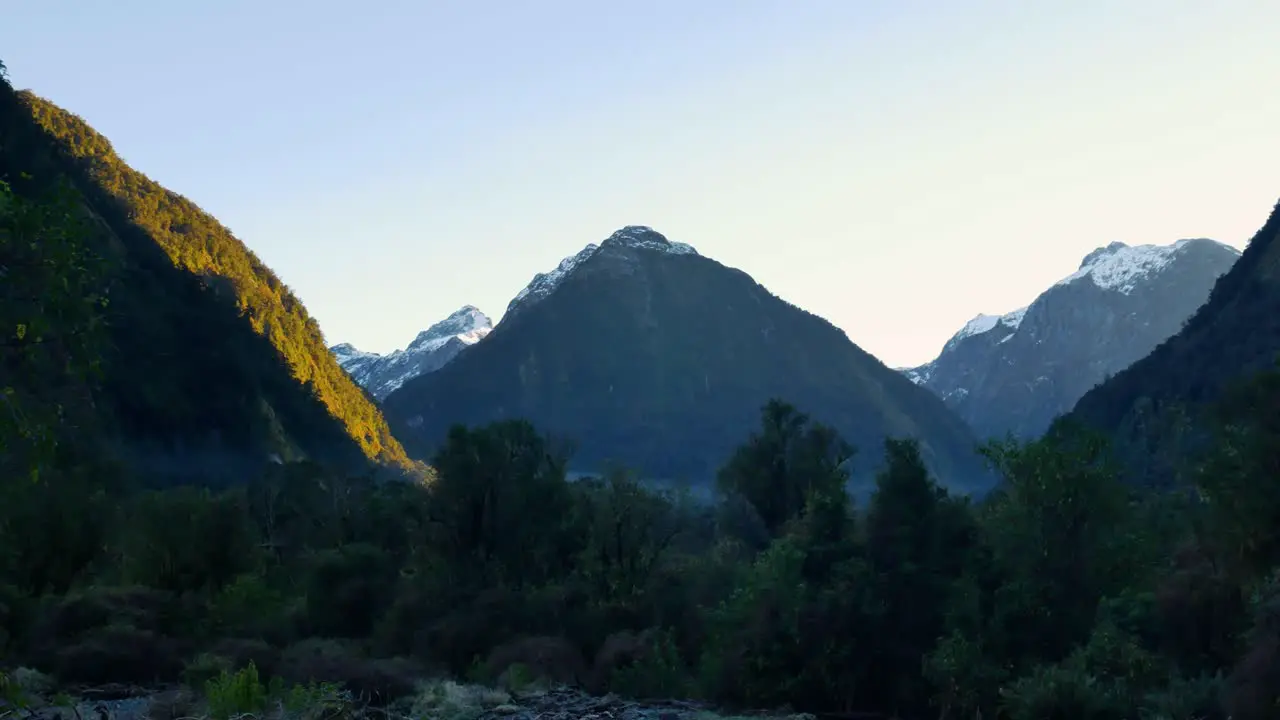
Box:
4, 0, 1278, 367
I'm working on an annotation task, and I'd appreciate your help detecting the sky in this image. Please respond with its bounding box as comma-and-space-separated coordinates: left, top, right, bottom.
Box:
3, 0, 1279, 368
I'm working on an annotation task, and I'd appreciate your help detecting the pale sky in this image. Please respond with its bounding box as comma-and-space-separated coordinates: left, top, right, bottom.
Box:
4, 1, 1278, 368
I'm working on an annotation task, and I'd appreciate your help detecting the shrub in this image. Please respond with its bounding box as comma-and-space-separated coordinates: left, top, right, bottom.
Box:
204, 662, 270, 720
276, 639, 420, 704
606, 628, 691, 699
999, 663, 1127, 720
482, 636, 587, 688
49, 623, 183, 684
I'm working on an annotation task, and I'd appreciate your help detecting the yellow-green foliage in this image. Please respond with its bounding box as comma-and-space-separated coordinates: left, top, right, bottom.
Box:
204, 662, 270, 720
203, 661, 350, 720
15, 91, 408, 468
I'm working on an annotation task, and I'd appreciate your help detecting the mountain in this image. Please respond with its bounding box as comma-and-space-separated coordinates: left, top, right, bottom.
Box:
383, 225, 991, 493
1067, 198, 1280, 486
903, 239, 1240, 441
331, 306, 492, 399
0, 78, 415, 484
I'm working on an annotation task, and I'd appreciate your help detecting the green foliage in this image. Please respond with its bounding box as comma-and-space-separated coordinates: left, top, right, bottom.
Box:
8, 87, 408, 469
608, 629, 690, 699
201, 661, 350, 720
205, 573, 293, 640
7, 388, 1270, 717
717, 400, 852, 536
204, 662, 270, 720
113, 487, 259, 594
0, 177, 108, 484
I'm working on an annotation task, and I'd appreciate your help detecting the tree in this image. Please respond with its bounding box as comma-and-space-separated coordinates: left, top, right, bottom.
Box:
428, 420, 574, 588
573, 468, 683, 604
0, 179, 108, 484
864, 438, 973, 715
716, 399, 852, 536
977, 425, 1130, 666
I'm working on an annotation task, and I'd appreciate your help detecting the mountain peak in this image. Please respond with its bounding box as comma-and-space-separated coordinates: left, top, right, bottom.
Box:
935, 306, 1028, 356
505, 227, 699, 318
1057, 238, 1240, 295
601, 225, 698, 255
408, 305, 492, 351
331, 306, 493, 399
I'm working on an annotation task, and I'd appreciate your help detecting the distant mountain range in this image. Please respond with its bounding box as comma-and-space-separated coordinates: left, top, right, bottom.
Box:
381, 225, 992, 494
902, 238, 1240, 440
331, 306, 492, 400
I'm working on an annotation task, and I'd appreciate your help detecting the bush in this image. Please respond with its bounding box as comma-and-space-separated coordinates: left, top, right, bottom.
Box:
276, 639, 420, 704
49, 623, 184, 684
204, 662, 270, 720
1000, 663, 1127, 720
605, 628, 691, 699
206, 573, 295, 643
482, 636, 587, 689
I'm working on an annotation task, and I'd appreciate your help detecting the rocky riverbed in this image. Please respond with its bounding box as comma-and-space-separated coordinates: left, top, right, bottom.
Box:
2, 674, 817, 720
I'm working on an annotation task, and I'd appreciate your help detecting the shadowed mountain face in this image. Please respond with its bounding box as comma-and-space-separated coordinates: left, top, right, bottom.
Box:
331, 306, 492, 399
0, 81, 414, 485
1065, 198, 1280, 486
384, 226, 992, 494
904, 238, 1240, 441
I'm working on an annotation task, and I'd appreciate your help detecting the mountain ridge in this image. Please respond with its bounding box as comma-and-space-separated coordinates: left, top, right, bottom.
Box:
904, 237, 1240, 440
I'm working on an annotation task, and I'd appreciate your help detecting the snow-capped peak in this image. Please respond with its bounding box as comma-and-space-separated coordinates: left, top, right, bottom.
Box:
329, 306, 493, 399
946, 306, 1028, 347
407, 305, 492, 353
1054, 238, 1238, 294
602, 225, 698, 255
504, 226, 698, 318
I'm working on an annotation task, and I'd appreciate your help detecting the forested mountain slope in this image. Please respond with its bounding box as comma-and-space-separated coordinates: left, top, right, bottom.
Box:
385, 226, 991, 493
0, 70, 411, 484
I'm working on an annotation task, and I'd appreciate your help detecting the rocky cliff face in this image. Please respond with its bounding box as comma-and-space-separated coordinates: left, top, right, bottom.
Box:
905, 238, 1240, 440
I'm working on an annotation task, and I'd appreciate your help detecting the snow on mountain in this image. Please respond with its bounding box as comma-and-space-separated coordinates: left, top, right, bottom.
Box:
939, 306, 1030, 356
1055, 238, 1230, 294
902, 237, 1240, 439
330, 306, 493, 400
504, 226, 698, 318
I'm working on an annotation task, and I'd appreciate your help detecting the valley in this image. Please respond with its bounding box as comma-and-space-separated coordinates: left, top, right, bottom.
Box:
4, 34, 1280, 720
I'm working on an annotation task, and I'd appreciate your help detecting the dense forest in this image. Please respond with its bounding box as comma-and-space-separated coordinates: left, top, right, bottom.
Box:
5, 377, 1280, 718
4, 57, 1280, 720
